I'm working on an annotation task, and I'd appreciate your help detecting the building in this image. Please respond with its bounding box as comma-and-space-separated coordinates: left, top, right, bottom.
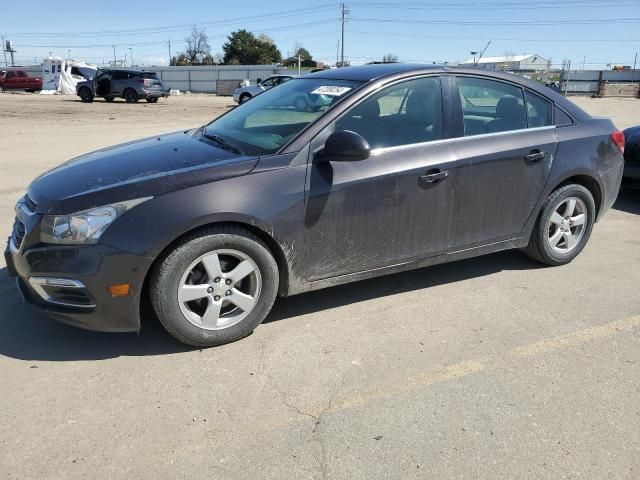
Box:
461, 54, 550, 72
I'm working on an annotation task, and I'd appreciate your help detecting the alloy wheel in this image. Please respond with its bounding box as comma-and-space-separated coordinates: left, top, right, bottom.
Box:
546, 196, 588, 253
177, 249, 262, 330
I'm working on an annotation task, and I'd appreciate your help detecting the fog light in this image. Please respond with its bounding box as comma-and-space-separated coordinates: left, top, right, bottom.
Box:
108, 284, 131, 296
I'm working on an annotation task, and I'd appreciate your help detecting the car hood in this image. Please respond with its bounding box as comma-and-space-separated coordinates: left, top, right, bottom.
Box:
28, 130, 259, 214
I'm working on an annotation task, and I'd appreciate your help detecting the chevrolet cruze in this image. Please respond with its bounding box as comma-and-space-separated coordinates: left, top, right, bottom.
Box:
6, 64, 624, 347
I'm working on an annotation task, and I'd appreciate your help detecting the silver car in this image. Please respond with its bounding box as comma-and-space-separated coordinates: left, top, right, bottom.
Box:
232, 75, 294, 104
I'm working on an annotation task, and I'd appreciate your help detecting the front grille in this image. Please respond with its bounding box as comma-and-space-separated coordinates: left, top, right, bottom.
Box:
11, 218, 25, 249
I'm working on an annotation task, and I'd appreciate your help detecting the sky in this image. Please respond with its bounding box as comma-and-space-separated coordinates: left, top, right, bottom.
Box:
1, 0, 639, 69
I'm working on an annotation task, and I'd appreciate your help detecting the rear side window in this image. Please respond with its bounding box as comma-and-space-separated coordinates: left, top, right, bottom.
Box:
554, 106, 574, 126
335, 76, 443, 149
139, 72, 158, 79
6, 71, 15, 78
524, 91, 552, 127
16, 71, 26, 77
457, 76, 526, 136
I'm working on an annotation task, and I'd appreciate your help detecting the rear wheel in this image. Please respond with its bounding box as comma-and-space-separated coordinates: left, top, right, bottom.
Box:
78, 87, 94, 103
124, 89, 138, 103
150, 227, 279, 347
525, 184, 595, 266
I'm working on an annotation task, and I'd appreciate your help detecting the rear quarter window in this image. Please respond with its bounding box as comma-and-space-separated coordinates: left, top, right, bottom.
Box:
554, 106, 574, 126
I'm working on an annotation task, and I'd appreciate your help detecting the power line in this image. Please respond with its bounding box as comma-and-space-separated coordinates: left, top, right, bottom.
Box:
351, 17, 640, 26
348, 29, 639, 43
5, 4, 337, 37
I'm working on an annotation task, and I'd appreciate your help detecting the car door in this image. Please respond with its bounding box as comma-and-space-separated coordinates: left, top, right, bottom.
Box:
448, 75, 557, 249
16, 71, 28, 89
304, 75, 458, 281
4, 71, 17, 89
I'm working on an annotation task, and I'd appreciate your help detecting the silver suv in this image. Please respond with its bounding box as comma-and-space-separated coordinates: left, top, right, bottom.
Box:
76, 69, 170, 103
232, 75, 294, 104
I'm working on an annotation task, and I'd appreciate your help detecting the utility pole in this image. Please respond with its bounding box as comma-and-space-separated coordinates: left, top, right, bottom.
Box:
297, 54, 301, 76
470, 51, 478, 66
67, 49, 71, 60
112, 45, 116, 66
129, 47, 133, 67
340, 3, 349, 67
1, 36, 7, 67
633, 52, 638, 85
168, 39, 172, 65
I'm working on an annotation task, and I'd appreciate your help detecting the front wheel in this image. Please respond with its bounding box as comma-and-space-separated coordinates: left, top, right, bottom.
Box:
239, 93, 251, 104
525, 184, 595, 266
79, 87, 94, 103
150, 227, 279, 347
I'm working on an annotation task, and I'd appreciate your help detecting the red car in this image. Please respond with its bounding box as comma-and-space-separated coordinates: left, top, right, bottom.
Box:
0, 69, 42, 92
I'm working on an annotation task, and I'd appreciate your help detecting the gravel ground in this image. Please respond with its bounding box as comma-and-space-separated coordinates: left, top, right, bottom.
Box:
0, 92, 639, 479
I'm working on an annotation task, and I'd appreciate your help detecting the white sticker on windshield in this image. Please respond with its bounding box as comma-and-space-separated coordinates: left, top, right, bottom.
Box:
311, 86, 352, 96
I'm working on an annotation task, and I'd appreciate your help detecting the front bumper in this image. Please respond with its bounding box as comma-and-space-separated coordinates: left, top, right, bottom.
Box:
6, 239, 153, 332
232, 92, 240, 103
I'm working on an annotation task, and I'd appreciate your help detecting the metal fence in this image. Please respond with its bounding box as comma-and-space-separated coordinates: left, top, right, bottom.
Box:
560, 69, 640, 96
7, 64, 291, 94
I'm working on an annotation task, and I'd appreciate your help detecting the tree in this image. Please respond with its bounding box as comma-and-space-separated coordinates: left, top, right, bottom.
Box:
184, 27, 211, 64
223, 29, 282, 65
381, 53, 399, 63
170, 53, 190, 66
257, 33, 275, 45
295, 47, 312, 62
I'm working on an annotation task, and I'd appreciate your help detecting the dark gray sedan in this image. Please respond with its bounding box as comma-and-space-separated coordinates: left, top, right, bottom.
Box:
7, 64, 624, 347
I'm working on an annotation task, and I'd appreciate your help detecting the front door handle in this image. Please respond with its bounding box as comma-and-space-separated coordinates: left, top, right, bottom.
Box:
524, 150, 547, 163
419, 170, 449, 187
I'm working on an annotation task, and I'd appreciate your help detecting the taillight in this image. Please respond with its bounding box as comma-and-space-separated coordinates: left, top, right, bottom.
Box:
612, 130, 625, 153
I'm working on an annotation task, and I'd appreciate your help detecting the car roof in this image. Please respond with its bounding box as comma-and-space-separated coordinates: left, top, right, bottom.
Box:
304, 63, 590, 119
304, 63, 440, 81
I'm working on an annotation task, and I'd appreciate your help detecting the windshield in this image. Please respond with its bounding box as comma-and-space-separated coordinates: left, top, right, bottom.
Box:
204, 78, 363, 156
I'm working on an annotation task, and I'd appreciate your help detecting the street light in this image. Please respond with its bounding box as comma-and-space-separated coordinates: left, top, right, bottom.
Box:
129, 48, 133, 67
470, 51, 478, 66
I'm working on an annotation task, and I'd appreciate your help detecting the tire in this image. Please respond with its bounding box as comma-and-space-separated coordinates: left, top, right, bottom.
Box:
124, 89, 139, 103
239, 93, 251, 104
104, 96, 115, 103
146, 97, 158, 103
78, 87, 94, 103
150, 226, 279, 347
294, 95, 309, 112
525, 184, 595, 266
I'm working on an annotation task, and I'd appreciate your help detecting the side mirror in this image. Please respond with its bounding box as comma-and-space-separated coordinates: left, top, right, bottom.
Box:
318, 130, 371, 162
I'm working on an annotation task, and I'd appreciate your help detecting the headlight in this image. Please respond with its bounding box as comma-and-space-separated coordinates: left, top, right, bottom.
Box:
40, 197, 151, 245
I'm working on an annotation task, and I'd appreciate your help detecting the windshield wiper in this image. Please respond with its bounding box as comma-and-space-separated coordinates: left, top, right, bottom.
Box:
201, 130, 243, 155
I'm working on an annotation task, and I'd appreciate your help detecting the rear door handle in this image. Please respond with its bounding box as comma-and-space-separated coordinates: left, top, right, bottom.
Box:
524, 150, 547, 163
419, 170, 449, 186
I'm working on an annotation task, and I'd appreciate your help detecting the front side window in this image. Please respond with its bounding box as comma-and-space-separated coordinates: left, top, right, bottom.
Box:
525, 91, 552, 127
335, 76, 443, 149
457, 76, 526, 136
6, 71, 15, 79
205, 78, 363, 156
260, 77, 277, 88
16, 71, 26, 77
